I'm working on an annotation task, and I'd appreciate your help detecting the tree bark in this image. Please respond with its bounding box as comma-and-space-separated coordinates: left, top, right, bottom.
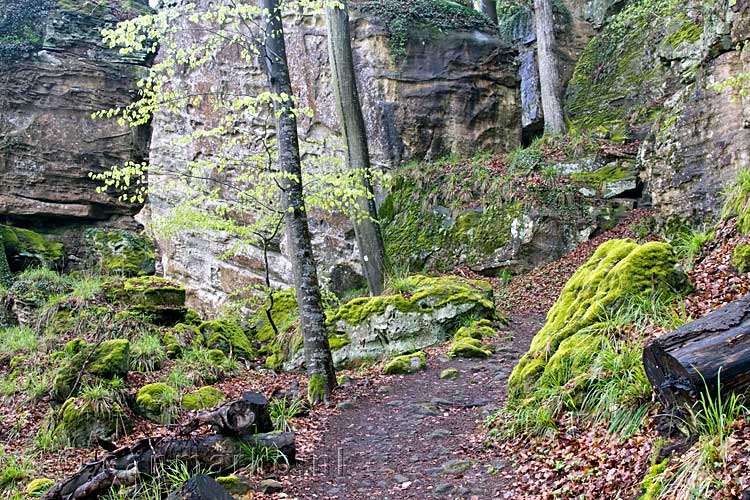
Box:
534, 0, 566, 134
325, 0, 385, 296
476, 0, 498, 24
260, 0, 337, 403
643, 295, 750, 408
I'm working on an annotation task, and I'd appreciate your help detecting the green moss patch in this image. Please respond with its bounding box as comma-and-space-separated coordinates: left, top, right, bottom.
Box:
508, 239, 685, 400
732, 243, 750, 274
196, 320, 255, 359
0, 225, 64, 271
56, 396, 127, 447
135, 382, 179, 422
182, 386, 225, 410
328, 274, 495, 327
383, 351, 426, 374
25, 478, 55, 497
52, 339, 130, 400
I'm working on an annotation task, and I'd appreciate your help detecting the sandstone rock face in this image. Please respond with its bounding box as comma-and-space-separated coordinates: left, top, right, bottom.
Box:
0, 2, 151, 224
148, 6, 521, 314
564, 0, 750, 223
642, 49, 750, 221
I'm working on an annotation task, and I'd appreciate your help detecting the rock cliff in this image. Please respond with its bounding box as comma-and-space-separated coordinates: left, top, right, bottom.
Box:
148, 5, 521, 313
0, 0, 151, 225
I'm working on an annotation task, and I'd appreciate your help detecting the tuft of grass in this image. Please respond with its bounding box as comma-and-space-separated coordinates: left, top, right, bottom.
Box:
238, 444, 289, 475
70, 274, 104, 302
582, 339, 654, 438
78, 378, 127, 419
670, 226, 713, 267
722, 168, 750, 234
0, 448, 31, 491
130, 333, 167, 372
269, 397, 303, 432
0, 325, 38, 357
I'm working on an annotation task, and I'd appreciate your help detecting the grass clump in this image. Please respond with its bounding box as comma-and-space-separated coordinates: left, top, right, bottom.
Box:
722, 168, 750, 234
269, 397, 304, 432
129, 332, 166, 372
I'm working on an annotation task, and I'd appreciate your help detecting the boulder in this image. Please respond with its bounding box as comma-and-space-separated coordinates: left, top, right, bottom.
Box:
383, 351, 427, 375
55, 396, 129, 448
280, 275, 497, 370
508, 239, 687, 400
0, 225, 64, 272
135, 383, 179, 423
52, 339, 130, 401
166, 475, 235, 500
105, 276, 186, 324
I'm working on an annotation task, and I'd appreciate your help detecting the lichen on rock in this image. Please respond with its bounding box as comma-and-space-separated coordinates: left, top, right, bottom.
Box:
508, 239, 686, 400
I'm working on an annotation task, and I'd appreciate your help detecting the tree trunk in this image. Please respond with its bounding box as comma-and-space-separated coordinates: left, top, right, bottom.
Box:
643, 295, 750, 408
325, 0, 385, 296
534, 0, 566, 134
260, 0, 337, 403
476, 0, 498, 24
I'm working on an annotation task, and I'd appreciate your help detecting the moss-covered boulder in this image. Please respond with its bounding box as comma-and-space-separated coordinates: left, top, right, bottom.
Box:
84, 228, 156, 277
0, 239, 11, 289
52, 339, 130, 400
383, 351, 426, 375
106, 276, 186, 324
508, 239, 686, 400
25, 478, 55, 497
182, 386, 225, 410
0, 225, 64, 272
56, 396, 128, 447
320, 275, 497, 369
135, 383, 179, 422
449, 337, 492, 358
732, 243, 750, 274
196, 320, 255, 359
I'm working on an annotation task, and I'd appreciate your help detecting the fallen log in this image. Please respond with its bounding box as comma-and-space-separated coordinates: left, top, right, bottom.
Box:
643, 295, 750, 408
43, 394, 294, 500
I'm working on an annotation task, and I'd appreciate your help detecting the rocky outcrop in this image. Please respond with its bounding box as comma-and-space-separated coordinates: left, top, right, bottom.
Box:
148, 6, 521, 313
284, 275, 498, 369
0, 1, 151, 225
562, 0, 750, 223
641, 1, 750, 221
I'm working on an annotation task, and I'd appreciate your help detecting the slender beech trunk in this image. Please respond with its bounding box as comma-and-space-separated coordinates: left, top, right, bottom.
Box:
325, 0, 385, 296
260, 0, 336, 403
534, 0, 567, 134
477, 0, 498, 24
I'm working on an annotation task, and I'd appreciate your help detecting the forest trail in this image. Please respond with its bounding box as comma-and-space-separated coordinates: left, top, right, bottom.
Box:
283, 317, 542, 500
